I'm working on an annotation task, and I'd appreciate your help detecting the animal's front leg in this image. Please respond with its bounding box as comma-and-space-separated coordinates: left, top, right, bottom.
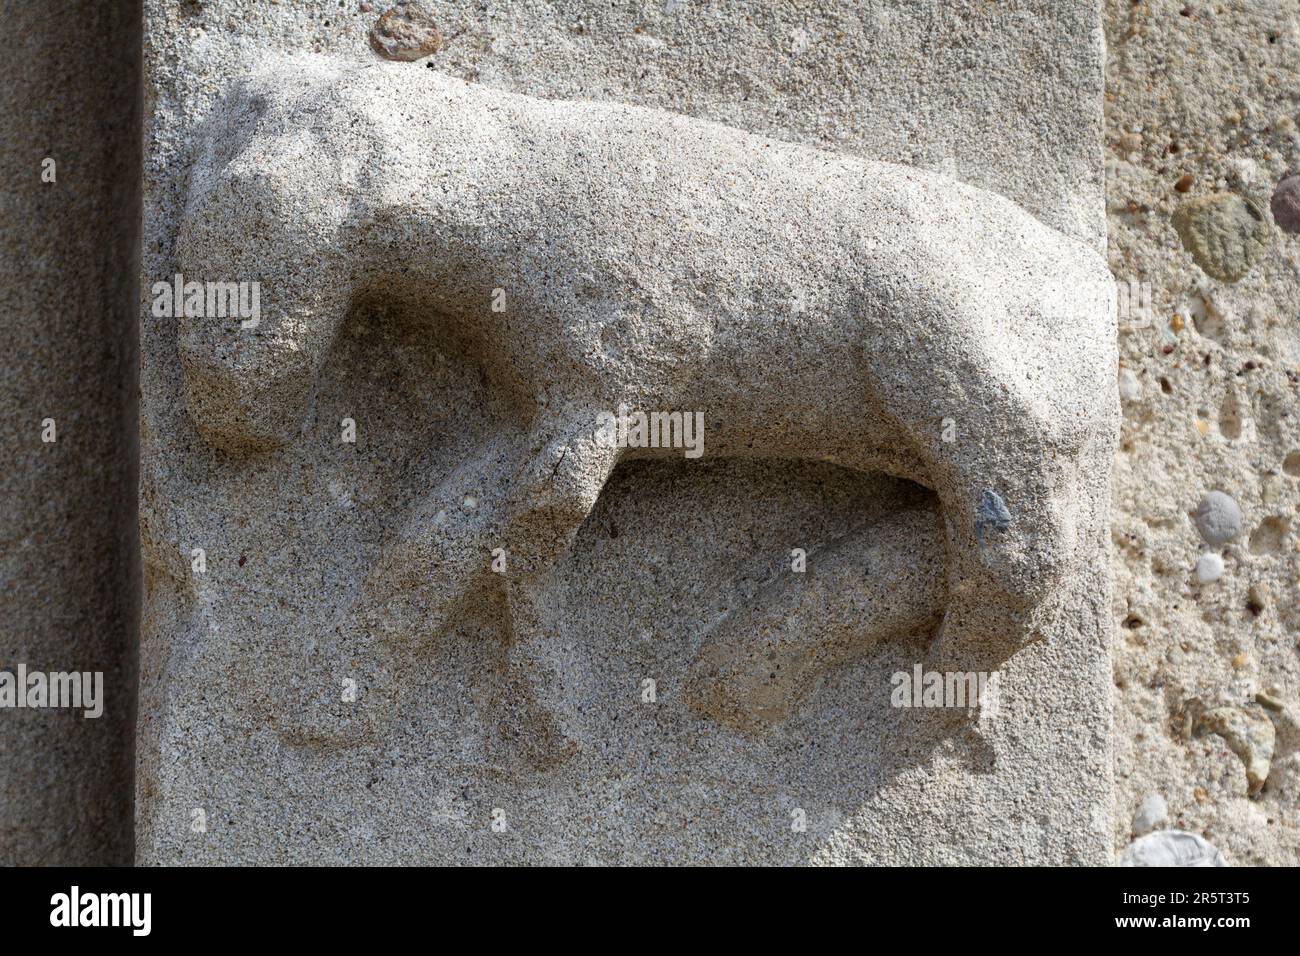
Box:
492, 405, 625, 767
503, 405, 626, 578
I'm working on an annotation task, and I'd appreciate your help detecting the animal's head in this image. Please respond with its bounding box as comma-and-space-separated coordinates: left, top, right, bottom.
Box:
174, 60, 381, 454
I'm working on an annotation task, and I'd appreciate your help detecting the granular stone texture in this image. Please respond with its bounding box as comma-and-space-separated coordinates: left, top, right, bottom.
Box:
1196, 706, 1276, 797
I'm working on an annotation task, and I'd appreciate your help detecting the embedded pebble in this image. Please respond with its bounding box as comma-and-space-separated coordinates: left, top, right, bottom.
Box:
1120, 830, 1228, 867
1132, 794, 1168, 836
1118, 367, 1142, 401
1195, 552, 1224, 583
1256, 689, 1285, 712
1172, 193, 1269, 283
1271, 174, 1300, 235
974, 489, 1011, 545
1193, 490, 1243, 546
1197, 706, 1275, 796
369, 2, 443, 61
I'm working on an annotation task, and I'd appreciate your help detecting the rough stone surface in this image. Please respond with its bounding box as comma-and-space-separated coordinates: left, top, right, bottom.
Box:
139, 0, 1114, 864
1197, 706, 1276, 797
1106, 0, 1300, 866
0, 0, 139, 865
1120, 829, 1229, 867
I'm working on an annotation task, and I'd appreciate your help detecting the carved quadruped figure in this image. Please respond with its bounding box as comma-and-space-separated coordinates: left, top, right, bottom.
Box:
175, 58, 1117, 753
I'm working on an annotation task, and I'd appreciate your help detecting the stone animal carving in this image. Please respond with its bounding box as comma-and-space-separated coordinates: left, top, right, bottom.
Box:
174, 59, 1116, 745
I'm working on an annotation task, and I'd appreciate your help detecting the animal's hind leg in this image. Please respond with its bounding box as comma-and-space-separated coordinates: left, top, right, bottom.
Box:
686, 495, 945, 732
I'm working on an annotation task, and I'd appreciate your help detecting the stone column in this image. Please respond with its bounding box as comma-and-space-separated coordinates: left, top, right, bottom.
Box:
0, 0, 141, 865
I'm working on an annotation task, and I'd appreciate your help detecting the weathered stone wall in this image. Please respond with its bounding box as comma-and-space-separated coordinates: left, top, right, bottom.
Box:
1104, 0, 1300, 865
